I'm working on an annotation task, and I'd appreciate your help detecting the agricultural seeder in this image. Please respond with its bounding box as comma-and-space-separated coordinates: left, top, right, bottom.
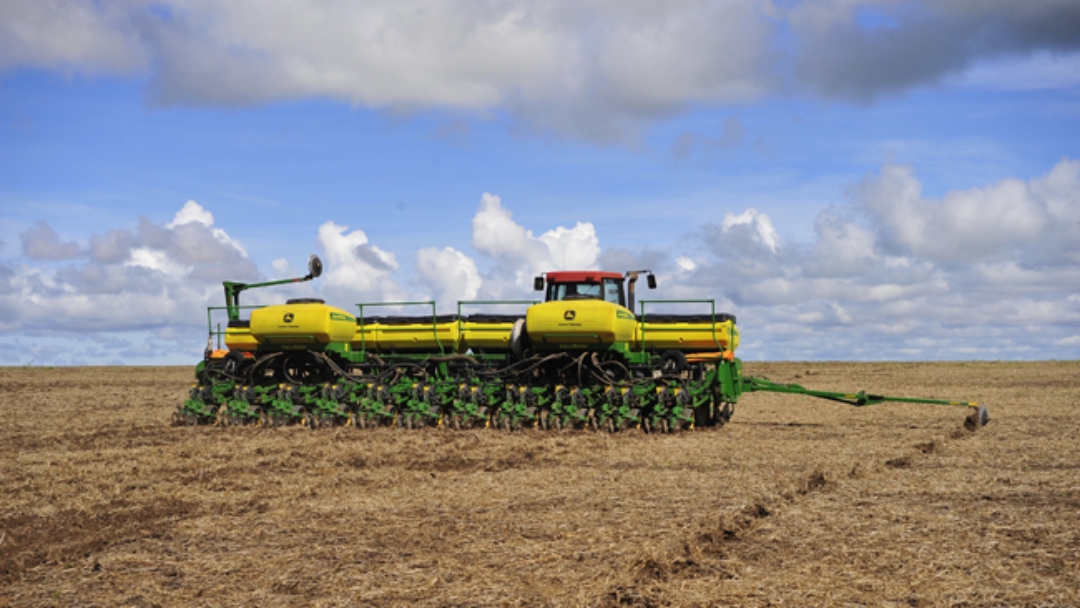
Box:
175, 255, 989, 432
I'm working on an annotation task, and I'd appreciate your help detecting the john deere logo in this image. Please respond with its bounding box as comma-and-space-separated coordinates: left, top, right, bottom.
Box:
283, 313, 295, 323
564, 310, 576, 321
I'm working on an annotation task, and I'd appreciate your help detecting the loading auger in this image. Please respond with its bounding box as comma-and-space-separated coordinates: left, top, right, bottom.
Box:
175, 255, 989, 433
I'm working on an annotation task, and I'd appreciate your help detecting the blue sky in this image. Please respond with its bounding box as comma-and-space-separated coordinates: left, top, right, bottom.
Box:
1, 0, 1079, 365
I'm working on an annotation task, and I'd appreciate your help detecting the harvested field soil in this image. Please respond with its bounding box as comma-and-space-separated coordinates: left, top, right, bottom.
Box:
1, 361, 1078, 606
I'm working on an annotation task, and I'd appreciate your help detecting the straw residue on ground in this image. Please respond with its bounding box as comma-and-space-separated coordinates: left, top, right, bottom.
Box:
1, 361, 1077, 606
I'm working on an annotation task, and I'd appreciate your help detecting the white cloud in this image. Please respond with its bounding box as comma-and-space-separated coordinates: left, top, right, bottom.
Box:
470, 192, 600, 292
471, 193, 549, 264
4, 1, 1076, 141
682, 156, 1080, 359
803, 213, 879, 278
271, 257, 292, 277
415, 247, 482, 307
125, 247, 189, 278
3, 161, 1079, 364
854, 157, 1080, 264
0, 0, 150, 74
0, 200, 260, 349
722, 208, 780, 253
20, 221, 82, 260
316, 220, 405, 303
166, 200, 248, 257
166, 199, 215, 228
538, 224, 601, 270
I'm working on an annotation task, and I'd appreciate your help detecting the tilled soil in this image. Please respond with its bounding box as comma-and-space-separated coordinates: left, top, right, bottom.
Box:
0, 361, 1077, 606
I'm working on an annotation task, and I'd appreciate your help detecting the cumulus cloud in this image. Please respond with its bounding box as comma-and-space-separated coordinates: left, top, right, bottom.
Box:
2, 200, 259, 340
316, 220, 405, 304
854, 157, 1080, 265
698, 208, 783, 283
687, 157, 1080, 359
415, 247, 482, 306
471, 192, 600, 292
20, 221, 82, 260
802, 213, 879, 278
3, 1, 1076, 141
88, 228, 136, 264
3, 161, 1078, 364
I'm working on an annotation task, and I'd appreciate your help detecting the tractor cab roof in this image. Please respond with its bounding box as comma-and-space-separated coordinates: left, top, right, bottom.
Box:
545, 271, 623, 283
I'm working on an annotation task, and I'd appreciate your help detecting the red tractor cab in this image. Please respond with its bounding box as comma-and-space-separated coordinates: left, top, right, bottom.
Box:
535, 270, 656, 312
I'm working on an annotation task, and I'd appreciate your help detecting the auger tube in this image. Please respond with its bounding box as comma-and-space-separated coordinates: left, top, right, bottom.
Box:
223, 254, 323, 322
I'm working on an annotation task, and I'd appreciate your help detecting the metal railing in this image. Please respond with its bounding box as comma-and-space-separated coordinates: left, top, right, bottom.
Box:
637, 299, 729, 353
205, 305, 265, 350
355, 300, 445, 354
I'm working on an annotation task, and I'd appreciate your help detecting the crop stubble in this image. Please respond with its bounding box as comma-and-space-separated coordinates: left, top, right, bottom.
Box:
0, 361, 1077, 606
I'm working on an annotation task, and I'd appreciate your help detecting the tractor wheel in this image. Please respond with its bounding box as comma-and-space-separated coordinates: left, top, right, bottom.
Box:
660, 350, 689, 376
718, 403, 734, 425
694, 405, 711, 428
222, 350, 248, 377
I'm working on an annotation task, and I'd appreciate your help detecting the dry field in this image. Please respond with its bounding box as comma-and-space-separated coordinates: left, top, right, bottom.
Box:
1, 361, 1078, 607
